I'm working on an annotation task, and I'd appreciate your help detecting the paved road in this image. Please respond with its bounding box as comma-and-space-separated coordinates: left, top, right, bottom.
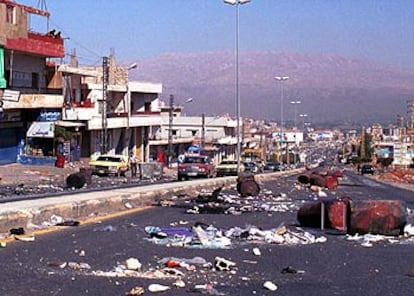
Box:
1, 171, 414, 295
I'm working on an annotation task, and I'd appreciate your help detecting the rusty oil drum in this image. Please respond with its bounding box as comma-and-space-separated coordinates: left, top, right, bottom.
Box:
348, 200, 407, 236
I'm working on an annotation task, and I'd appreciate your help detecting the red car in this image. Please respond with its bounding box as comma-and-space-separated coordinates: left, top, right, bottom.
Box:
177, 155, 216, 181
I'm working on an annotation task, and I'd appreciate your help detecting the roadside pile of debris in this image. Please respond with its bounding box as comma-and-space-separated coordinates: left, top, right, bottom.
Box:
143, 222, 328, 249
377, 168, 414, 184
157, 184, 301, 216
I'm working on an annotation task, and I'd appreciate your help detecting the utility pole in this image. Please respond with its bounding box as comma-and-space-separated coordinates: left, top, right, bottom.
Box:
167, 94, 174, 166
101, 56, 109, 154
201, 113, 205, 150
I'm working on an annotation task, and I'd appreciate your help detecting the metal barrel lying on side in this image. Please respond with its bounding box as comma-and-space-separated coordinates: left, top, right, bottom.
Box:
297, 198, 407, 236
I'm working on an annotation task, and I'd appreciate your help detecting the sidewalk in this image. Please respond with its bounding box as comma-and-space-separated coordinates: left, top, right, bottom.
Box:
0, 161, 86, 186
0, 161, 177, 186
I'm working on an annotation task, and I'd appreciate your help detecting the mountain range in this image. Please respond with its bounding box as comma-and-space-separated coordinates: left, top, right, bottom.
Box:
130, 51, 414, 128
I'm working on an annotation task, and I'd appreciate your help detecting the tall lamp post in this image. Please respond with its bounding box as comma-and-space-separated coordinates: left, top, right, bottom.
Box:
224, 0, 251, 173
126, 62, 138, 158
274, 76, 289, 162
290, 100, 301, 129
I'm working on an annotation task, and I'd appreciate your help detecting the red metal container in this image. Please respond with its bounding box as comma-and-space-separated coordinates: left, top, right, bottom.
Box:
325, 176, 338, 190
348, 200, 407, 236
55, 155, 65, 168
297, 198, 349, 231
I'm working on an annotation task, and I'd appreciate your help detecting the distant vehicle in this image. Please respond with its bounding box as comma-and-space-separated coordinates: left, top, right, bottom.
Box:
361, 164, 375, 175
177, 155, 216, 181
263, 162, 285, 172
89, 154, 129, 176
216, 160, 245, 177
243, 162, 259, 173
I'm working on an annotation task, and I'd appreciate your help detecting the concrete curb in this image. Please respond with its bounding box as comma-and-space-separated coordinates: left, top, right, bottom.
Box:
0, 170, 302, 233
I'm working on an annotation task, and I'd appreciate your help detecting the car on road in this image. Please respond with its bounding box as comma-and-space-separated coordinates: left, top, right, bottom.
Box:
243, 162, 259, 173
263, 162, 285, 172
360, 164, 375, 175
89, 154, 129, 176
177, 155, 216, 181
216, 160, 245, 177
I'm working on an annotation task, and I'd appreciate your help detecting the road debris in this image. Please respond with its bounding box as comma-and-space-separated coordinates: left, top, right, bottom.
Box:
147, 283, 170, 292
263, 280, 278, 291
125, 286, 145, 295
237, 173, 260, 197
144, 222, 327, 248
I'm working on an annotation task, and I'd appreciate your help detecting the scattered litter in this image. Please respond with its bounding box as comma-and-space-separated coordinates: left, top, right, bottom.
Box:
48, 261, 91, 270
242, 260, 257, 264
173, 279, 186, 288
158, 185, 301, 216
214, 257, 236, 271
56, 220, 80, 227
93, 225, 117, 232
9, 227, 25, 235
14, 235, 35, 242
147, 283, 170, 292
125, 286, 145, 295
252, 247, 261, 256
158, 256, 208, 267
67, 262, 91, 270
0, 241, 6, 248
50, 214, 64, 224
192, 284, 225, 295
162, 268, 184, 277
263, 281, 278, 291
125, 258, 142, 270
48, 261, 67, 268
281, 266, 305, 274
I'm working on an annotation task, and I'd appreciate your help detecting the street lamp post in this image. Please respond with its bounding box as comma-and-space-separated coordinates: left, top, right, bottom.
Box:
224, 0, 251, 174
126, 62, 138, 157
274, 76, 289, 162
290, 100, 301, 129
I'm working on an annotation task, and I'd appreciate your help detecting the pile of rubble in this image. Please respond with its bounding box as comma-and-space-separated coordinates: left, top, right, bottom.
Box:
377, 168, 414, 184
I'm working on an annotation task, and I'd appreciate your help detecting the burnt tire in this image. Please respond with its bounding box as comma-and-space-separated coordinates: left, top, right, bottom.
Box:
66, 172, 86, 189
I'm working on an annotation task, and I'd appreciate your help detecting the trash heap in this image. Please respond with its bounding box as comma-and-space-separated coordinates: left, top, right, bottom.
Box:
143, 222, 327, 248
158, 183, 302, 216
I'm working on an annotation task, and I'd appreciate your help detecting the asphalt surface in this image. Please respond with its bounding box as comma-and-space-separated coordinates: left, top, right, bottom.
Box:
1, 171, 414, 295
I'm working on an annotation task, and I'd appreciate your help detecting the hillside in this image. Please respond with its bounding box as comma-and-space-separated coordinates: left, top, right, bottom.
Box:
130, 51, 414, 127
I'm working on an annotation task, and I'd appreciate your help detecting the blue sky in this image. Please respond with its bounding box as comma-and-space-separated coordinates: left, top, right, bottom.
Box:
22, 0, 414, 68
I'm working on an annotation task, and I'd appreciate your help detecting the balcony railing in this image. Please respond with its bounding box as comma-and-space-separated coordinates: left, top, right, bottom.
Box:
131, 110, 161, 116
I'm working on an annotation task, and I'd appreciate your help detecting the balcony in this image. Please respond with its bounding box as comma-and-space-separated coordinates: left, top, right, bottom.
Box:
6, 32, 64, 58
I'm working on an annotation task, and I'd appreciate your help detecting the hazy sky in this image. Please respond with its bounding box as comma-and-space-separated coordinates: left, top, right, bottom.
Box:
22, 0, 414, 68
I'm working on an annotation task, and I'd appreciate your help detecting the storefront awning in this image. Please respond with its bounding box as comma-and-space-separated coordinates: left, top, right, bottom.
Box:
27, 121, 54, 138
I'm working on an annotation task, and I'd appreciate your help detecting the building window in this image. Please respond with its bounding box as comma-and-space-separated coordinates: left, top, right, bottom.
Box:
144, 102, 151, 112
6, 5, 16, 24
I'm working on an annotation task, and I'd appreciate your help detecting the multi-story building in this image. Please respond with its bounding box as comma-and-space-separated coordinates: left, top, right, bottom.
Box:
369, 124, 414, 167
0, 0, 64, 164
0, 0, 239, 168
148, 104, 238, 165
59, 54, 162, 162
0, 1, 163, 165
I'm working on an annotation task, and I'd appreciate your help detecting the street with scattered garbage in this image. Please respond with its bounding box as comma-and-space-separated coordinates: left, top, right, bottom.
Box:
1, 166, 414, 295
